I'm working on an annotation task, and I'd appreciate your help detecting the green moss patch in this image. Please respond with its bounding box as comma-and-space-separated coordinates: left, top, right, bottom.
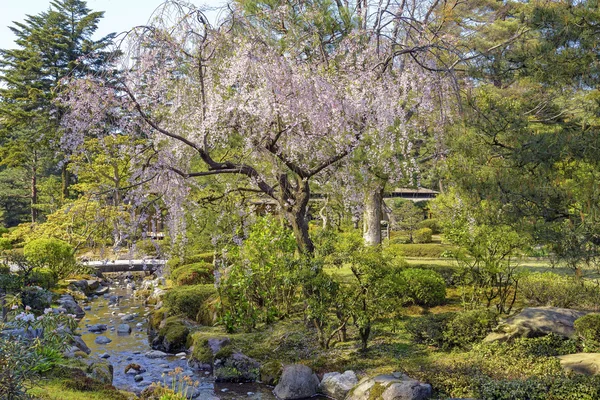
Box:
164, 284, 217, 321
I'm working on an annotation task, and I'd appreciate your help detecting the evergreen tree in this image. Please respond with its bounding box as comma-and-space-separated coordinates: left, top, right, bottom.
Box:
0, 0, 116, 224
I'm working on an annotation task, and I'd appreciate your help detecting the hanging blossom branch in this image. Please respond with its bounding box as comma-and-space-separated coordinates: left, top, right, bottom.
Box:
58, 1, 455, 253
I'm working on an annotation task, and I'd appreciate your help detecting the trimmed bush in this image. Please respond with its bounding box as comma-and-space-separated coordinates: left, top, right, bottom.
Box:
135, 239, 164, 257
0, 238, 12, 251
417, 219, 441, 234
575, 314, 600, 352
389, 243, 456, 258
399, 268, 446, 307
408, 264, 457, 286
443, 309, 498, 349
171, 262, 214, 286
413, 228, 433, 243
23, 238, 77, 278
163, 284, 217, 321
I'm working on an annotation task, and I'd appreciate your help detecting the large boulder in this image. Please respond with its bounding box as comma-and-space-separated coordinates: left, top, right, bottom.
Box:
273, 364, 320, 400
346, 373, 431, 400
484, 307, 589, 342
86, 358, 114, 384
319, 370, 358, 399
558, 353, 600, 376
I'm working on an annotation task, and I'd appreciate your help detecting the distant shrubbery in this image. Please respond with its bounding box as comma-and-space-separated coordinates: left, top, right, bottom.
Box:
417, 218, 441, 234
388, 243, 456, 258
413, 228, 433, 243
574, 314, 600, 352
520, 272, 600, 310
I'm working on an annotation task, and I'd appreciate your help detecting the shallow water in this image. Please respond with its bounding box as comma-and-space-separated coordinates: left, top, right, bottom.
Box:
78, 280, 281, 399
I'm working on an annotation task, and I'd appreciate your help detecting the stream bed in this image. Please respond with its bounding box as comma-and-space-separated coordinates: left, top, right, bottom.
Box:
79, 278, 280, 399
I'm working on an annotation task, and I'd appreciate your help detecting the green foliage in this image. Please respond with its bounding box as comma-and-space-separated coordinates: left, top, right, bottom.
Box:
171, 263, 213, 286
575, 314, 600, 352
417, 219, 441, 234
0, 335, 43, 399
387, 243, 455, 258
20, 287, 53, 313
0, 237, 12, 251
398, 268, 446, 307
390, 200, 424, 242
163, 285, 216, 322
443, 309, 498, 349
219, 216, 300, 332
183, 252, 214, 265
327, 231, 403, 350
413, 228, 433, 244
25, 268, 58, 290
519, 272, 598, 309
136, 239, 165, 257
23, 238, 77, 278
405, 313, 455, 348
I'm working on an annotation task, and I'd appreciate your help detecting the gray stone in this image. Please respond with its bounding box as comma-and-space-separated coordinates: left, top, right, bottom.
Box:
73, 335, 91, 354
95, 286, 109, 295
484, 307, 589, 342
121, 314, 135, 322
319, 370, 358, 399
100, 353, 110, 359
58, 294, 85, 318
117, 324, 132, 334
95, 335, 112, 345
208, 337, 231, 355
88, 324, 107, 333
145, 350, 168, 358
273, 364, 320, 400
134, 374, 144, 382
83, 306, 92, 311
558, 353, 600, 376
346, 373, 431, 400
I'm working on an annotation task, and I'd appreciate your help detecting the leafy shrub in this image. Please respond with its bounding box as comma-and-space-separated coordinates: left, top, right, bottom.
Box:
399, 268, 446, 306
220, 216, 299, 332
519, 272, 584, 308
405, 313, 455, 347
171, 262, 213, 286
23, 238, 77, 278
164, 284, 217, 321
20, 287, 52, 313
575, 314, 600, 352
0, 237, 12, 251
413, 228, 433, 243
25, 268, 58, 290
389, 243, 456, 258
408, 264, 458, 286
417, 218, 441, 234
443, 309, 498, 349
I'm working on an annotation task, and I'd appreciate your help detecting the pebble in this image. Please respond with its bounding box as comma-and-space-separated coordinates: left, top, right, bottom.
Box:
126, 356, 133, 361
160, 364, 169, 368
100, 353, 110, 359
247, 393, 254, 396
83, 306, 92, 311
221, 388, 229, 392
95, 336, 111, 345
133, 351, 141, 355
176, 352, 186, 357
136, 323, 143, 327
134, 374, 143, 382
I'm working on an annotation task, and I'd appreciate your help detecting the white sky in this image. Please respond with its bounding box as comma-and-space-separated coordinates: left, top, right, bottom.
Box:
0, 0, 226, 50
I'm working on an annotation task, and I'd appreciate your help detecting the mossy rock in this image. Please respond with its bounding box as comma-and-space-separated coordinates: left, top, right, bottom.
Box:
192, 338, 214, 365
149, 308, 168, 331
171, 262, 214, 285
157, 316, 190, 353
260, 361, 283, 385
163, 284, 217, 321
196, 293, 220, 326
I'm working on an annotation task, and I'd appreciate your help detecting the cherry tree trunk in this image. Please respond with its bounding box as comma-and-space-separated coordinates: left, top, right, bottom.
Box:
283, 180, 315, 255
363, 185, 384, 246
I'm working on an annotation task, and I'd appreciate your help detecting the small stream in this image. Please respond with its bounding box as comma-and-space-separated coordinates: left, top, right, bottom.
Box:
79, 278, 279, 399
